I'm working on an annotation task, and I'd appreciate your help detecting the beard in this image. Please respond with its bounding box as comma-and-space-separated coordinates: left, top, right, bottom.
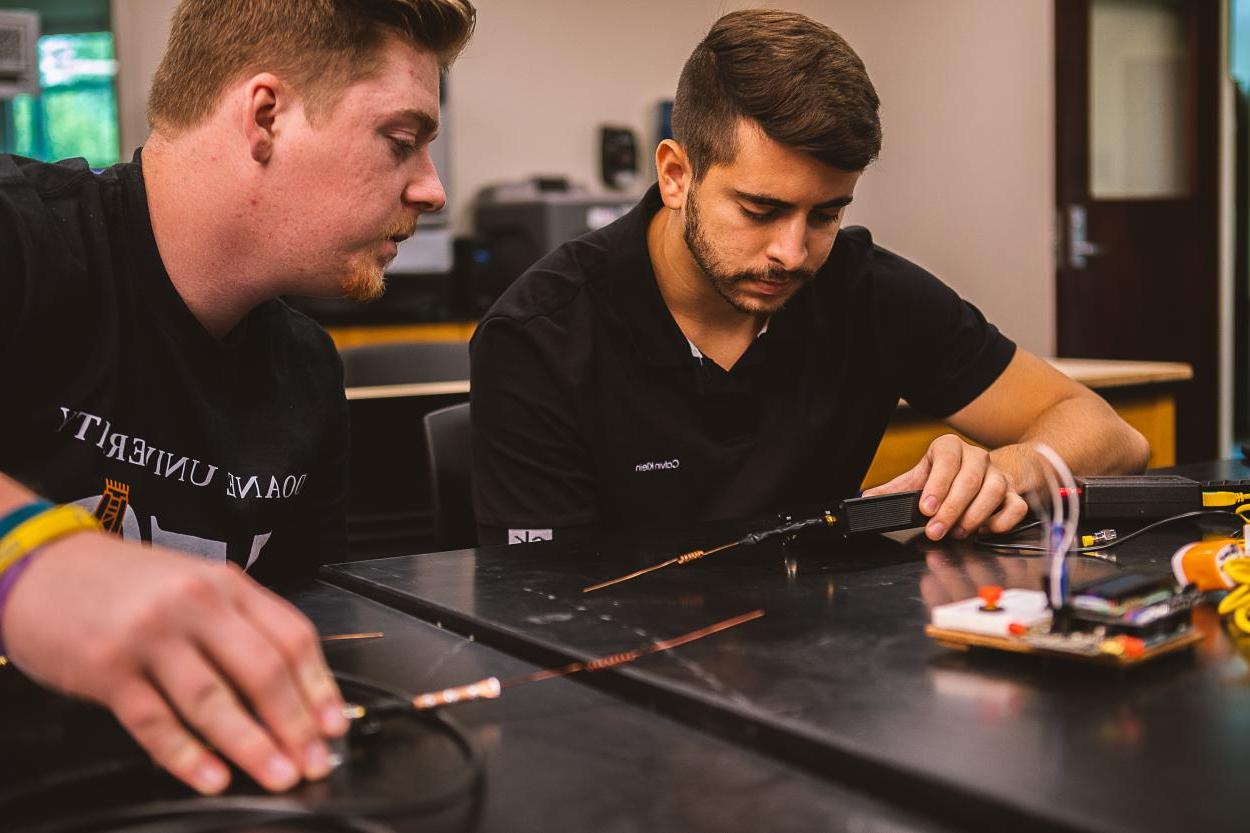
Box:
342, 257, 386, 303
341, 215, 419, 303
682, 187, 815, 315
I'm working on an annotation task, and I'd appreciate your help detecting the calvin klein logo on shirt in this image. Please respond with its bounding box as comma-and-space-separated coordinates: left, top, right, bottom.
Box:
634, 459, 680, 473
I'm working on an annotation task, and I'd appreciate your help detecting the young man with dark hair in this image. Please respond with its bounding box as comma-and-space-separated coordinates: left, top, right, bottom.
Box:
470, 9, 1147, 546
0, 0, 474, 795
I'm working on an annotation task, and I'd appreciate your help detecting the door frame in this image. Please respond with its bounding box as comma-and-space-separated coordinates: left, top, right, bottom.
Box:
1054, 0, 1228, 461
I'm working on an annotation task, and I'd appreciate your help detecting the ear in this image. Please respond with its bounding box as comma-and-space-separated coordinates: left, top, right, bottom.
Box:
242, 73, 284, 164
655, 139, 692, 210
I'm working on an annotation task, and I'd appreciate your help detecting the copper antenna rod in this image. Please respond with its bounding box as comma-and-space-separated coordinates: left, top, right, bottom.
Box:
322, 631, 385, 642
408, 609, 765, 710
582, 541, 741, 593
583, 512, 836, 594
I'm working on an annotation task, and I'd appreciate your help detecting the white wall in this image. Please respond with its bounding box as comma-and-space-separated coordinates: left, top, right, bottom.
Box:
110, 0, 174, 161
453, 0, 1055, 353
109, 0, 1056, 354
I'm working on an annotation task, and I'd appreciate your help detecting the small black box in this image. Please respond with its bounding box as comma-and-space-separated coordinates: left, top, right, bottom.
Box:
1076, 475, 1201, 519
838, 490, 927, 535
1069, 569, 1173, 602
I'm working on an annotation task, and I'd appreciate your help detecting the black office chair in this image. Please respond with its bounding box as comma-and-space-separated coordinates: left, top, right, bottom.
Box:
338, 341, 470, 556
423, 401, 476, 550
339, 340, 469, 387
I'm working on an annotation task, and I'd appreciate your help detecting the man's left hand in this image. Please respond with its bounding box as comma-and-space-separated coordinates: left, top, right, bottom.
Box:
862, 433, 1028, 541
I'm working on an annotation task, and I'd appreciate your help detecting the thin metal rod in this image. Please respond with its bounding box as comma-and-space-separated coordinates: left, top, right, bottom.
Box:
322, 631, 385, 642
582, 512, 837, 594
500, 608, 765, 687
407, 610, 765, 710
582, 540, 741, 593
581, 556, 683, 594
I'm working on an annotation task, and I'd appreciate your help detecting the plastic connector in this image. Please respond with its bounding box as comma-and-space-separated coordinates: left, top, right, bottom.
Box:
1080, 528, 1118, 547
1202, 491, 1250, 508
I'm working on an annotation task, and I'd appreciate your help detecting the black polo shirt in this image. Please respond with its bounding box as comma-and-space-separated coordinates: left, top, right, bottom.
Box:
470, 185, 1015, 546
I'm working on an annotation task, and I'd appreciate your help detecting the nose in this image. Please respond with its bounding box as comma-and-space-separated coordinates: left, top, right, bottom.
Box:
403, 150, 447, 214
765, 216, 809, 271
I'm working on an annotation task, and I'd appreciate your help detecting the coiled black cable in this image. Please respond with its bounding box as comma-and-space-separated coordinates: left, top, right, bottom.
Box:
5, 672, 486, 833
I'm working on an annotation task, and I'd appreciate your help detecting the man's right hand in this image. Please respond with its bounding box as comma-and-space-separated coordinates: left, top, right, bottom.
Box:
2, 531, 348, 794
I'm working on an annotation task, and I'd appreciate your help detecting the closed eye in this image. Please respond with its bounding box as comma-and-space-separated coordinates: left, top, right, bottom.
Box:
386, 133, 420, 160
740, 205, 777, 223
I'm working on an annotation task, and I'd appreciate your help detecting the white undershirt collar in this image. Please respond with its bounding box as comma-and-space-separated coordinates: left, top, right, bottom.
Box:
686, 317, 771, 361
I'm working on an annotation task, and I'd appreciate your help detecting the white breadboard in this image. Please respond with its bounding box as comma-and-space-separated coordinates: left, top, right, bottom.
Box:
930, 589, 1051, 637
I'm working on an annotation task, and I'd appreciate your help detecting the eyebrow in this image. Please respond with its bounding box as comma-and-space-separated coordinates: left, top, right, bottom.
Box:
732, 190, 854, 210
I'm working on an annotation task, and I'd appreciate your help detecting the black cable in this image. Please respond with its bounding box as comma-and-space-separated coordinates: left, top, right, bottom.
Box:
740, 514, 829, 546
19, 798, 395, 833
974, 509, 1244, 554
329, 671, 487, 819
9, 672, 486, 833
1000, 519, 1044, 536
0, 756, 150, 809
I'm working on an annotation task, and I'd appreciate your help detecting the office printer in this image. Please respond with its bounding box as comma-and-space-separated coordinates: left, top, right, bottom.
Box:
473, 178, 636, 297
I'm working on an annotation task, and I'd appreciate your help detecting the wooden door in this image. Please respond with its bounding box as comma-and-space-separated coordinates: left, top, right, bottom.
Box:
1055, 0, 1221, 461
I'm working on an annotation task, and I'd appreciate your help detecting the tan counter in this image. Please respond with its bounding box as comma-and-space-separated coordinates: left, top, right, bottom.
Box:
862, 358, 1192, 487
340, 342, 1192, 484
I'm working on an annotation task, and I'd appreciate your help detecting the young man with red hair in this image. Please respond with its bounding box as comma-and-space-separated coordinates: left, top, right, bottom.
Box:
0, 0, 474, 795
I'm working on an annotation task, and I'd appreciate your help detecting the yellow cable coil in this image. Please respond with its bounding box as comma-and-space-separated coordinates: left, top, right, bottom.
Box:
1217, 558, 1250, 636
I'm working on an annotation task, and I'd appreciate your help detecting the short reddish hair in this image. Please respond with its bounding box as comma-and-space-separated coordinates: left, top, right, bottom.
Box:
148, 0, 476, 132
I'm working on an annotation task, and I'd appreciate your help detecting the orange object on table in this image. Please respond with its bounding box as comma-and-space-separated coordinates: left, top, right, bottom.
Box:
978, 585, 1004, 611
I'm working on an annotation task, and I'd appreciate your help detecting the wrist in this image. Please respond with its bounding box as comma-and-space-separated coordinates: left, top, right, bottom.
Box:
0, 551, 43, 656
0, 504, 101, 656
0, 504, 99, 573
989, 444, 1043, 495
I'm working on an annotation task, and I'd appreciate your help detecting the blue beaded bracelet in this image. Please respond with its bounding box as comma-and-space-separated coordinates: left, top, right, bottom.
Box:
0, 501, 53, 541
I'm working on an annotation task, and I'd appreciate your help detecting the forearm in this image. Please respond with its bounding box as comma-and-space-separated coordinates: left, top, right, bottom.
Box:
989, 393, 1149, 494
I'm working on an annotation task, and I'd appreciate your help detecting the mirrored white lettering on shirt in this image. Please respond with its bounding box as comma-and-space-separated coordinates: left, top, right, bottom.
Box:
634, 459, 680, 473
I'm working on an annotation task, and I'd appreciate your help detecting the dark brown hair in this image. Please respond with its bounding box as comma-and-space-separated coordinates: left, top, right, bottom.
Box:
148, 0, 476, 132
672, 9, 881, 177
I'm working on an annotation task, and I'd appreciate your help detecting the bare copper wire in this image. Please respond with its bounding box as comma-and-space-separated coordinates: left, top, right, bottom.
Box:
582, 540, 741, 593
407, 609, 765, 709
411, 676, 502, 710
322, 631, 385, 642
501, 608, 765, 686
585, 651, 636, 672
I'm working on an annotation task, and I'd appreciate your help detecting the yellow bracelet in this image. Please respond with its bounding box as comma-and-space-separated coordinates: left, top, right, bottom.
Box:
0, 505, 101, 576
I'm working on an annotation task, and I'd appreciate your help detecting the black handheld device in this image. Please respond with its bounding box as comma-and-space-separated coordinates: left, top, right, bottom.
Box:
837, 490, 927, 535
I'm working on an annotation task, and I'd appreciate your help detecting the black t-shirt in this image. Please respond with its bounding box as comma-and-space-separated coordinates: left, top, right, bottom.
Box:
470, 184, 1016, 546
0, 153, 348, 584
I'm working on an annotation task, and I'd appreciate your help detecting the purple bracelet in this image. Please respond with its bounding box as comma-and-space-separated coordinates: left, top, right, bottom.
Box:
0, 552, 40, 656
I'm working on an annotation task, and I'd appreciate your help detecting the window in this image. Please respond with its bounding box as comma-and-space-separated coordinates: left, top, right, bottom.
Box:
2, 31, 119, 168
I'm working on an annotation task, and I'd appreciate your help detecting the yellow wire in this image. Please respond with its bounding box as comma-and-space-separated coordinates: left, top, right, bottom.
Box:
1218, 583, 1250, 616
1204, 491, 1250, 507
1230, 602, 1250, 635
1219, 558, 1250, 635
